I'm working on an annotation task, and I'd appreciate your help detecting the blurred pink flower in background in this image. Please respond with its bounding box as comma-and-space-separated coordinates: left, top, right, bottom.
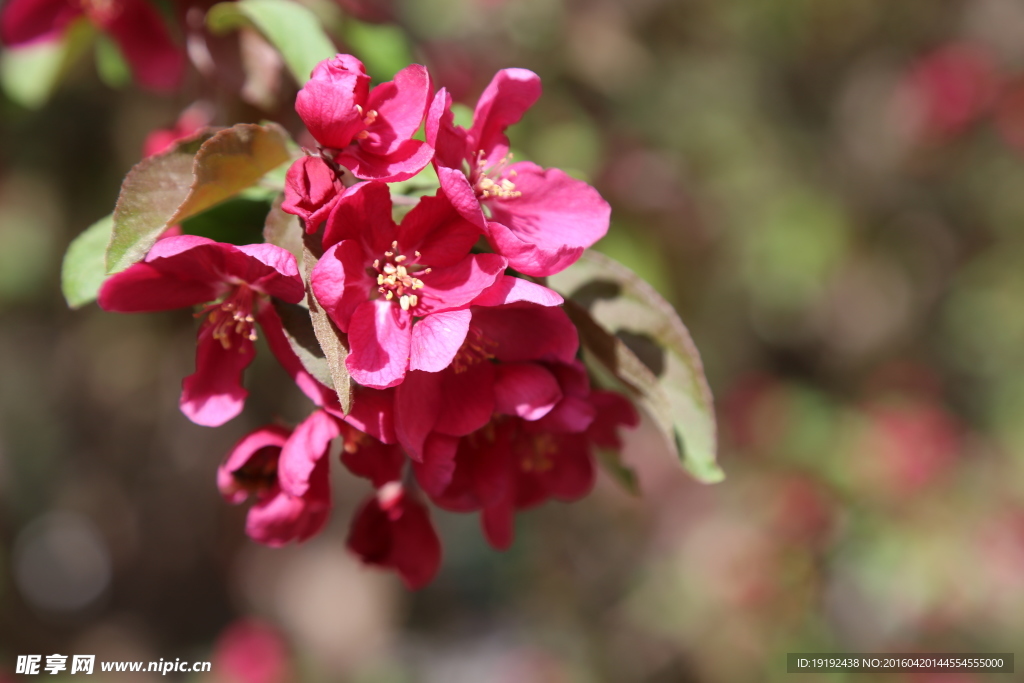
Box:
899, 42, 999, 142
212, 618, 290, 683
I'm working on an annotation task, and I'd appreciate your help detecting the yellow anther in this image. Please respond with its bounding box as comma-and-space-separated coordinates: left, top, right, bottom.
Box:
399, 295, 411, 311
395, 255, 406, 263
377, 274, 385, 285
396, 265, 408, 278
373, 259, 380, 268
408, 294, 418, 308
385, 291, 394, 300
383, 263, 397, 275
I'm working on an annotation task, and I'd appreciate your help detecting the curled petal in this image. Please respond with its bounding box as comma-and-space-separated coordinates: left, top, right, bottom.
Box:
363, 63, 432, 156
471, 275, 563, 307
277, 409, 341, 497
180, 323, 256, 427
282, 156, 345, 232
494, 363, 562, 421
336, 138, 434, 183
310, 240, 369, 333
218, 425, 290, 504
470, 303, 579, 364
416, 253, 506, 315
468, 68, 541, 163
412, 433, 460, 497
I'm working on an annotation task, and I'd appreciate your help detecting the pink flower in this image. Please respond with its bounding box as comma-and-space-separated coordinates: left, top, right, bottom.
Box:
394, 299, 579, 493
0, 0, 186, 92
430, 363, 638, 550
310, 182, 507, 389
901, 42, 998, 141
296, 54, 433, 182
98, 236, 304, 426
347, 482, 442, 589
281, 155, 347, 233
217, 421, 333, 547
426, 69, 610, 276
212, 619, 290, 683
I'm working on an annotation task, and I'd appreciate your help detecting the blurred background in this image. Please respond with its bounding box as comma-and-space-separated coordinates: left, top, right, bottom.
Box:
2, 0, 1024, 680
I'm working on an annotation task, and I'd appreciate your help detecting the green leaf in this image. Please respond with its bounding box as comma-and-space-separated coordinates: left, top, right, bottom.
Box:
341, 20, 412, 81
303, 246, 352, 413
0, 19, 95, 109
550, 250, 722, 484
207, 0, 336, 85
61, 214, 114, 309
94, 34, 131, 89
106, 123, 294, 273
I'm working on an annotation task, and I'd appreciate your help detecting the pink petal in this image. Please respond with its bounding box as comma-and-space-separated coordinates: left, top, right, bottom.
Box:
295, 54, 371, 149
100, 0, 185, 92
234, 243, 304, 302
282, 156, 344, 232
481, 501, 515, 551
347, 487, 442, 589
493, 363, 562, 420
180, 322, 256, 427
586, 390, 640, 449
436, 166, 486, 229
322, 181, 397, 251
346, 299, 413, 389
340, 433, 404, 488
471, 274, 563, 307
409, 309, 471, 373
144, 234, 217, 261
395, 369, 442, 460
310, 240, 369, 333
0, 0, 79, 46
340, 386, 397, 444
470, 303, 579, 364
434, 362, 495, 436
398, 190, 481, 267
528, 396, 597, 434
412, 433, 459, 497
541, 436, 595, 501
484, 163, 610, 277
416, 253, 506, 315
468, 68, 541, 162
246, 455, 331, 547
363, 63, 432, 156
277, 409, 341, 497
336, 138, 434, 182
425, 88, 469, 170
98, 262, 219, 312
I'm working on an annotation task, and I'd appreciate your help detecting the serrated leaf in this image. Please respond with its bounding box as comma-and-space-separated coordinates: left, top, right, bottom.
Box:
207, 0, 335, 85
61, 214, 112, 308
263, 193, 304, 271
303, 247, 352, 413
106, 123, 293, 273
551, 250, 721, 484
272, 298, 335, 388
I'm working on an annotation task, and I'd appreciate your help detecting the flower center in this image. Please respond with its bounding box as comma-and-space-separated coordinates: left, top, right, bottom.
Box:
196, 284, 258, 351
353, 104, 379, 141
520, 434, 557, 473
372, 241, 430, 312
231, 446, 280, 494
451, 327, 497, 373
470, 151, 522, 200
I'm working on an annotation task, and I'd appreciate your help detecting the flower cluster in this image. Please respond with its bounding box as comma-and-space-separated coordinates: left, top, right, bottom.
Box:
99, 55, 637, 588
